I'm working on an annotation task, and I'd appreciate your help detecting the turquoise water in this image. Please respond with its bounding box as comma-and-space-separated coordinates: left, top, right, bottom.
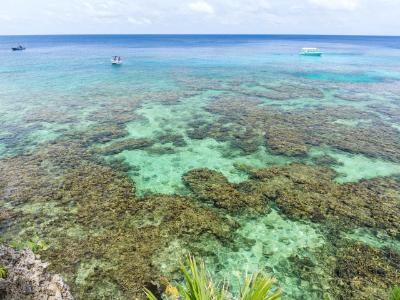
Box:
309, 147, 400, 183
296, 71, 383, 82
1, 35, 400, 299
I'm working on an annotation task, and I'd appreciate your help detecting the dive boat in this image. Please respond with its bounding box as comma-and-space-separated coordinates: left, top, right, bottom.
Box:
111, 56, 122, 65
300, 48, 322, 56
12, 45, 26, 51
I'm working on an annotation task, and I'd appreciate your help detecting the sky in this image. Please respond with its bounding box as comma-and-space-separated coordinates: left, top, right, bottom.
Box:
0, 0, 399, 35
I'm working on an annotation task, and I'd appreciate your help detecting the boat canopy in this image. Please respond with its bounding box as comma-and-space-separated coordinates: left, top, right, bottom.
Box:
301, 48, 320, 52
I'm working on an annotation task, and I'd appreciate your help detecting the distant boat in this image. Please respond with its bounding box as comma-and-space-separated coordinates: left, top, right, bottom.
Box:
300, 48, 322, 56
111, 56, 122, 65
12, 45, 26, 51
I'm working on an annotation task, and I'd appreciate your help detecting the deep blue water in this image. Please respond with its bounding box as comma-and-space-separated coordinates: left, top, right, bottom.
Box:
1, 34, 400, 48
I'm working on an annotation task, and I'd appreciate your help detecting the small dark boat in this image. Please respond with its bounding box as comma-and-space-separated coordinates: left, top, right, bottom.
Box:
12, 45, 26, 51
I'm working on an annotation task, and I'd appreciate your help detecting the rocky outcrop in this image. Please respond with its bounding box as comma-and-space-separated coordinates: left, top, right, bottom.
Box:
0, 246, 73, 300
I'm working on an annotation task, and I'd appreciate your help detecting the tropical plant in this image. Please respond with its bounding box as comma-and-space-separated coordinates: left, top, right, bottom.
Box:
0, 265, 8, 279
144, 288, 158, 300
144, 255, 281, 300
178, 255, 225, 300
389, 286, 400, 300
239, 272, 281, 300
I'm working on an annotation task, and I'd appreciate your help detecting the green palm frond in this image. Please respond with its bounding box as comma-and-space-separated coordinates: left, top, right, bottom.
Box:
144, 255, 281, 300
389, 287, 400, 300
144, 287, 159, 300
239, 272, 281, 300
178, 255, 225, 300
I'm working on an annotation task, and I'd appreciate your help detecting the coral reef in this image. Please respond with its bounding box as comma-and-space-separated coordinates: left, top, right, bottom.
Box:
0, 245, 73, 300
43, 190, 237, 299
0, 140, 238, 300
86, 97, 142, 125
183, 168, 267, 213
368, 104, 400, 123
311, 155, 343, 167
24, 108, 76, 124
0, 123, 45, 153
242, 82, 325, 101
333, 242, 400, 299
96, 138, 154, 155
206, 96, 400, 161
289, 240, 400, 300
186, 97, 265, 154
1, 75, 400, 300
66, 124, 129, 146
155, 133, 187, 147
250, 163, 400, 237
141, 90, 200, 105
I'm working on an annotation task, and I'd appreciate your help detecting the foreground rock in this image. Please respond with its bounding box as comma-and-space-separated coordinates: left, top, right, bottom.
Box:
0, 246, 73, 300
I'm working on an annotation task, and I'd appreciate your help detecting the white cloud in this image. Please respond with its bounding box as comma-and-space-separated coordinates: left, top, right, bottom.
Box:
308, 0, 359, 10
188, 1, 215, 14
0, 14, 13, 21
127, 17, 152, 25
0, 0, 400, 35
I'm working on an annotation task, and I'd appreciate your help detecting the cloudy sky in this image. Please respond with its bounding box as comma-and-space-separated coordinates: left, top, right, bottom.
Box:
0, 0, 399, 35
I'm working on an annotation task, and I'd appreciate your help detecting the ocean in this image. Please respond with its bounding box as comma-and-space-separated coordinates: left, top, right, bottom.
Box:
0, 35, 399, 299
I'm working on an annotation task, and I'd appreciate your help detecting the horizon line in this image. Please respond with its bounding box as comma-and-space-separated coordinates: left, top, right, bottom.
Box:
1, 33, 400, 38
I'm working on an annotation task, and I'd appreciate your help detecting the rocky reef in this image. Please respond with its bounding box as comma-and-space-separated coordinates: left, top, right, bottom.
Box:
289, 239, 400, 300
155, 133, 188, 147
183, 168, 266, 213
250, 163, 400, 237
187, 97, 266, 155
333, 242, 400, 299
0, 138, 238, 299
24, 108, 76, 124
240, 81, 325, 101
1, 76, 400, 300
86, 97, 142, 125
3, 131, 398, 298
311, 154, 343, 167
181, 163, 400, 298
182, 162, 400, 237
205, 95, 400, 161
96, 138, 154, 155
0, 246, 73, 300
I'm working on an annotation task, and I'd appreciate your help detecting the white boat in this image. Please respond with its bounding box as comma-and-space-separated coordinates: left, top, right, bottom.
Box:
111, 56, 122, 65
299, 48, 323, 56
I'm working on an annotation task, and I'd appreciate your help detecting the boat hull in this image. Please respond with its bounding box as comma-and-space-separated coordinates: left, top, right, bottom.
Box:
300, 52, 322, 56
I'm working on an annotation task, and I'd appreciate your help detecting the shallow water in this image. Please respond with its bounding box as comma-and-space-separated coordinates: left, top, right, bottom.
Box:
0, 35, 400, 299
